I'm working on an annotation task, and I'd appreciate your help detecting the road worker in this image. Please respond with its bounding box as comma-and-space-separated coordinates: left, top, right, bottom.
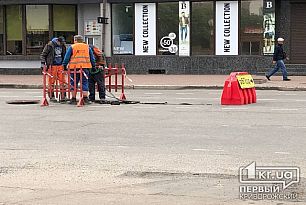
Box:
88, 45, 106, 104
40, 37, 67, 103
62, 35, 95, 105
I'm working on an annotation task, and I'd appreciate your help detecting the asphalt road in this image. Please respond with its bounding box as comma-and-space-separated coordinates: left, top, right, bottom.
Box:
0, 88, 306, 205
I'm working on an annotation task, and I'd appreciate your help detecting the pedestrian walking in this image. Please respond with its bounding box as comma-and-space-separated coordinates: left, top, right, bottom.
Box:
266, 37, 291, 81
88, 45, 106, 104
62, 35, 95, 105
40, 37, 67, 102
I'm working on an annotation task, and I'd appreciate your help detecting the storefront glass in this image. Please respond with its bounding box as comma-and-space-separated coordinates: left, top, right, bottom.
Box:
6, 5, 23, 55
157, 3, 179, 55
240, 0, 263, 55
191, 1, 214, 55
112, 4, 134, 55
26, 5, 49, 55
0, 6, 4, 55
53, 5, 76, 44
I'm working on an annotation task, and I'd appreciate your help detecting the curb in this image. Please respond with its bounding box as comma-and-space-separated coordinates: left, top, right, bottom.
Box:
1, 84, 306, 91
131, 85, 223, 90
0, 84, 43, 89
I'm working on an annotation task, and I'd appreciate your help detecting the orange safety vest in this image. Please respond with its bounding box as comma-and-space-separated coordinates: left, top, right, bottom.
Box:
68, 43, 92, 69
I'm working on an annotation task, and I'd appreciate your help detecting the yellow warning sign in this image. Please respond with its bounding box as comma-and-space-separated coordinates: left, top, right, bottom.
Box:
236, 74, 255, 89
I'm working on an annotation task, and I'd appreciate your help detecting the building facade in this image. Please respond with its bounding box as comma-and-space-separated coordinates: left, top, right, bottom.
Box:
0, 0, 305, 74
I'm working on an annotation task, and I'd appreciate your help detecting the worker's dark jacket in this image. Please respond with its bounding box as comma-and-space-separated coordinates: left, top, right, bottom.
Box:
40, 41, 67, 66
273, 44, 286, 61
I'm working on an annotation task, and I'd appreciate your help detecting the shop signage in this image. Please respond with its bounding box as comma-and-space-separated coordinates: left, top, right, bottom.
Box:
263, 0, 275, 55
179, 1, 190, 56
215, 1, 238, 55
160, 33, 177, 54
97, 17, 109, 24
135, 3, 156, 55
84, 20, 101, 35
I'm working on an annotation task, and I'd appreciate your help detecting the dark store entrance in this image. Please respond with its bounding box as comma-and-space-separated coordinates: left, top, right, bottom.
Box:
291, 3, 306, 64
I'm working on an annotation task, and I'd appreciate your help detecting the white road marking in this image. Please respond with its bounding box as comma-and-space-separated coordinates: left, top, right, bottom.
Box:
221, 125, 230, 127
0, 96, 19, 98
89, 105, 111, 108
260, 99, 306, 102
285, 94, 297, 96
271, 108, 298, 111
222, 107, 249, 110
192, 149, 209, 151
144, 93, 163, 95
192, 149, 224, 152
275, 152, 290, 155
283, 126, 306, 129
211, 149, 225, 152
117, 145, 129, 148
208, 92, 220, 95
258, 99, 277, 101
133, 106, 157, 109
176, 98, 199, 100
175, 93, 194, 95
281, 126, 293, 129
25, 92, 41, 94
175, 106, 193, 109
137, 96, 160, 98
7, 104, 34, 107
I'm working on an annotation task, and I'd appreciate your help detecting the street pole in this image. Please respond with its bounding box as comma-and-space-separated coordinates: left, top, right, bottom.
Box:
101, 0, 107, 50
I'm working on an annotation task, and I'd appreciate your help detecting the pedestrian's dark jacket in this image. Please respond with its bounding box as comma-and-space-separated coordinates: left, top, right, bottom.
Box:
273, 44, 286, 61
40, 40, 67, 66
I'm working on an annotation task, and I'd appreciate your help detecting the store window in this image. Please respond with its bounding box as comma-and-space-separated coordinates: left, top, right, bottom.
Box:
191, 2, 214, 55
112, 4, 134, 55
53, 5, 77, 44
157, 3, 179, 55
240, 0, 263, 55
6, 5, 23, 55
26, 5, 49, 55
0, 6, 4, 55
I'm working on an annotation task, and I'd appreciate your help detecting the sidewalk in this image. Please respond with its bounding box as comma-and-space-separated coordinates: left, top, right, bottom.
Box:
0, 74, 306, 91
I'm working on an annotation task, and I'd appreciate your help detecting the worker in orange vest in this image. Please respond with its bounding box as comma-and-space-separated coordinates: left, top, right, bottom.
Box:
62, 35, 95, 105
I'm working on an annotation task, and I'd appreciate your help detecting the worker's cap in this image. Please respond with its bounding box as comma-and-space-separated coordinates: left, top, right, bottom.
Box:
58, 36, 65, 43
74, 35, 84, 42
277, 37, 284, 42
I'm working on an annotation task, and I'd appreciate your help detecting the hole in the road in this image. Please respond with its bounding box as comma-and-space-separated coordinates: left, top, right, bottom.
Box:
6, 100, 40, 105
148, 69, 166, 74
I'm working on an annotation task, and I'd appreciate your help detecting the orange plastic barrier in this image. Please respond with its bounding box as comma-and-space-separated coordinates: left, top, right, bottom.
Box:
41, 63, 128, 107
41, 66, 49, 106
41, 65, 86, 107
68, 67, 87, 107
104, 63, 127, 101
221, 72, 257, 105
